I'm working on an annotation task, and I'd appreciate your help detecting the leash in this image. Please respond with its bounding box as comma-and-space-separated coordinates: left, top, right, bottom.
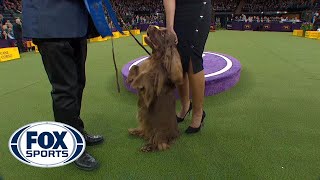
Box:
110, 19, 151, 93
110, 22, 152, 93
110, 30, 150, 93
111, 37, 121, 93
84, 0, 151, 93
117, 13, 151, 55
127, 28, 151, 56
85, 0, 123, 93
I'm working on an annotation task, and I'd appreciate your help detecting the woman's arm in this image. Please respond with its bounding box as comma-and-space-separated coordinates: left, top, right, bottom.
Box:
163, 0, 178, 44
163, 0, 176, 30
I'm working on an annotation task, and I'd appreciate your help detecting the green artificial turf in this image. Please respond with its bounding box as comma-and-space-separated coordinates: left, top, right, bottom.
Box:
0, 31, 320, 179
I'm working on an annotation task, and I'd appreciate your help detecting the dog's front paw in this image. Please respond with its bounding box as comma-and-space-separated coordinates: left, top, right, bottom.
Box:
128, 128, 144, 138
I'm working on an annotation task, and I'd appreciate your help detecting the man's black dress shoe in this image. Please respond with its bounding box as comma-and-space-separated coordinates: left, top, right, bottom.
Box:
74, 151, 99, 171
82, 131, 104, 146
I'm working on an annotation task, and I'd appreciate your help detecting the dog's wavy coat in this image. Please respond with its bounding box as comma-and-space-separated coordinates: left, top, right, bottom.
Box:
127, 26, 183, 152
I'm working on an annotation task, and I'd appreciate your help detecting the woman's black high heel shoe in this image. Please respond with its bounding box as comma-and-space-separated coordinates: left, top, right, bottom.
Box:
185, 111, 206, 134
176, 102, 192, 123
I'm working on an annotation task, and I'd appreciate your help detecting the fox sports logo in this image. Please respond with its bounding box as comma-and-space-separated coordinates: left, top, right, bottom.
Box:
9, 122, 85, 168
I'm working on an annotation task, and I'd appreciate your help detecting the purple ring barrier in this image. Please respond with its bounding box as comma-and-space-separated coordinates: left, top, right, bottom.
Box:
0, 38, 33, 48
121, 52, 242, 97
231, 21, 302, 32
0, 39, 16, 48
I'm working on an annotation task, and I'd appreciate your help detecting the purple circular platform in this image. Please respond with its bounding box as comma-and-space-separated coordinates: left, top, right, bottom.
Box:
122, 52, 242, 97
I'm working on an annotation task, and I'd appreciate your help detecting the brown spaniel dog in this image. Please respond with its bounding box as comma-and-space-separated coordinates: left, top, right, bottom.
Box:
127, 26, 183, 152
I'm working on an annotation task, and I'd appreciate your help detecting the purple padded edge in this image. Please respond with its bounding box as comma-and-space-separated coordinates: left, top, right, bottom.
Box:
121, 52, 242, 97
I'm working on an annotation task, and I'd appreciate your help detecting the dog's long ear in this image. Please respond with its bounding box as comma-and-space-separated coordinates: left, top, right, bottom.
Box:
142, 75, 156, 108
128, 65, 155, 107
154, 71, 165, 96
143, 70, 166, 107
127, 65, 139, 86
163, 33, 183, 85
128, 65, 146, 91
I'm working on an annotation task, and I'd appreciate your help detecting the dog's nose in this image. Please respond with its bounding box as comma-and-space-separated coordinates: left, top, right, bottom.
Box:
147, 26, 152, 32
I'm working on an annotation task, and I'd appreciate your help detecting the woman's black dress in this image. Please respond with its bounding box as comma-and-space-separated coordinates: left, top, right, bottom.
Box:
174, 0, 212, 74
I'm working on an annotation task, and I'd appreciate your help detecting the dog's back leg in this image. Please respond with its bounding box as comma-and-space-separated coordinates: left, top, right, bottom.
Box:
140, 143, 157, 152
128, 127, 145, 138
157, 142, 170, 151
140, 131, 172, 152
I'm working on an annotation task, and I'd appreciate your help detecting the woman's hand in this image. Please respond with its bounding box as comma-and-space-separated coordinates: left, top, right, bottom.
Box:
168, 28, 178, 44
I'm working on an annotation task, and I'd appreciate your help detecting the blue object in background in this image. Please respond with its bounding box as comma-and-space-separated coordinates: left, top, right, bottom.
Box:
84, 0, 123, 37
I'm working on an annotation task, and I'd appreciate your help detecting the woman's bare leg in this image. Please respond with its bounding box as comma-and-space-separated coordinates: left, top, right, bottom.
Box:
177, 73, 191, 118
188, 60, 205, 128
